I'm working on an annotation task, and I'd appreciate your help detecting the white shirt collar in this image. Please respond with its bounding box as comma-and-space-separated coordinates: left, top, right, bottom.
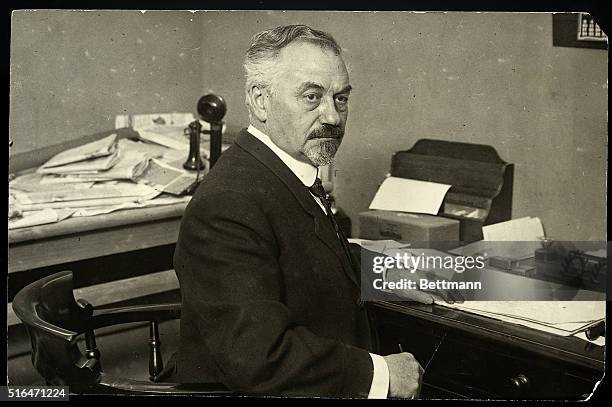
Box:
247, 124, 318, 188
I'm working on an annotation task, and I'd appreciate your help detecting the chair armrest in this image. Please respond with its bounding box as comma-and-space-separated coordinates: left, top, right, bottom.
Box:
12, 300, 80, 341
12, 273, 82, 341
89, 303, 181, 330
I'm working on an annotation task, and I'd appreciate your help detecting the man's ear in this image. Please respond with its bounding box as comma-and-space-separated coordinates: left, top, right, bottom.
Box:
247, 85, 268, 122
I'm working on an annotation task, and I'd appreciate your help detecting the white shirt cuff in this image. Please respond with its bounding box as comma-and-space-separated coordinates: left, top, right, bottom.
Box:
368, 353, 390, 399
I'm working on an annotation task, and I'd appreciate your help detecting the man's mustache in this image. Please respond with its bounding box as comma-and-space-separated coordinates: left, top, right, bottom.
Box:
308, 125, 344, 140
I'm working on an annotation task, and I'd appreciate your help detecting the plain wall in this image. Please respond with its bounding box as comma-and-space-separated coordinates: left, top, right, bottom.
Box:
9, 11, 607, 240
9, 10, 203, 154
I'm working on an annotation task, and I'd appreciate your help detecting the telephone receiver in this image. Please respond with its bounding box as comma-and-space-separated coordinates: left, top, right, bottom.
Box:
183, 94, 227, 171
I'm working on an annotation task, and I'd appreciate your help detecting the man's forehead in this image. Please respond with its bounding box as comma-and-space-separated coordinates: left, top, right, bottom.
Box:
280, 42, 346, 66
290, 67, 349, 80
277, 42, 349, 86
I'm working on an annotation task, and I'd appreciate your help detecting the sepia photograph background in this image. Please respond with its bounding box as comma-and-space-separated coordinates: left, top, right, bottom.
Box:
7, 10, 608, 391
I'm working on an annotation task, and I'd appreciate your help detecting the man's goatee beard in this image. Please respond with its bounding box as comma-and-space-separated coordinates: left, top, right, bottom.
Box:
305, 139, 341, 166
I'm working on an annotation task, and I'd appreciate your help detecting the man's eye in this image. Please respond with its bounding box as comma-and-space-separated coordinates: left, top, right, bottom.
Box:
304, 94, 321, 103
335, 95, 349, 104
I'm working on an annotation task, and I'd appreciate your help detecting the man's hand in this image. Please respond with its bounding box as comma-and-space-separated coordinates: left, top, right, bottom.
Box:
383, 352, 424, 399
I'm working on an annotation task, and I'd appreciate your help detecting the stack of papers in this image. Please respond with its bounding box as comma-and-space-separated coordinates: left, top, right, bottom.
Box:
38, 134, 118, 170
11, 182, 161, 210
439, 300, 605, 345
9, 132, 199, 230
9, 172, 95, 191
136, 159, 200, 196
9, 111, 237, 230
36, 136, 155, 182
56, 150, 150, 182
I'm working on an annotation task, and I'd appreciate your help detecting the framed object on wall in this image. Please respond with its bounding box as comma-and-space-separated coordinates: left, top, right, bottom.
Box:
552, 13, 608, 49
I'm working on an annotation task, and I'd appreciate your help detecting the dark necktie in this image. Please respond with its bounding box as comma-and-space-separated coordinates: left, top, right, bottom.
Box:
309, 178, 356, 271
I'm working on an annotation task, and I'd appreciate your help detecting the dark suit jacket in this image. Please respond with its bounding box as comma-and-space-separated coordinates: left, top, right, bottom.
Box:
173, 129, 375, 397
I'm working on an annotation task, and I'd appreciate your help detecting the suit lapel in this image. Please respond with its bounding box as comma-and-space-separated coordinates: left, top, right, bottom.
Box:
235, 130, 360, 288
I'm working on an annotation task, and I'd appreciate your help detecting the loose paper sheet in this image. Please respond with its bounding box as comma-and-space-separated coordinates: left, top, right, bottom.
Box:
117, 138, 167, 159
71, 195, 191, 217
348, 238, 411, 253
39, 134, 117, 169
11, 182, 159, 205
137, 159, 199, 195
38, 149, 120, 174
483, 216, 545, 241
8, 208, 75, 229
115, 112, 196, 130
480, 217, 545, 258
438, 300, 605, 338
54, 150, 151, 181
138, 126, 192, 151
8, 195, 191, 229
449, 239, 543, 260
368, 177, 451, 215
10, 172, 95, 191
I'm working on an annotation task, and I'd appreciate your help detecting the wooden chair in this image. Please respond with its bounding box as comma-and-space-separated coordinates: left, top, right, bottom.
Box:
11, 270, 231, 395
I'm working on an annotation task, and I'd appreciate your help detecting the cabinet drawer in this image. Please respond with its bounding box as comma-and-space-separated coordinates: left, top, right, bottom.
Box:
425, 335, 600, 399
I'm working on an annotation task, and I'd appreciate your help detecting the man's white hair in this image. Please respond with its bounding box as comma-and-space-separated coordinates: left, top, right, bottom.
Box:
243, 24, 341, 114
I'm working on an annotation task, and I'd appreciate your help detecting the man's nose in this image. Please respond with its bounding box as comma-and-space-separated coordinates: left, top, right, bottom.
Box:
318, 97, 341, 126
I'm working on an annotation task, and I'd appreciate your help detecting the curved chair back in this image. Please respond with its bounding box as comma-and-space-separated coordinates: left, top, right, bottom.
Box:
12, 271, 100, 391
12, 271, 231, 395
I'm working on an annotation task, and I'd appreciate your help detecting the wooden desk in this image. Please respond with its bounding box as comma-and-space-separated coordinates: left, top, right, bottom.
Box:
370, 301, 605, 399
9, 202, 187, 273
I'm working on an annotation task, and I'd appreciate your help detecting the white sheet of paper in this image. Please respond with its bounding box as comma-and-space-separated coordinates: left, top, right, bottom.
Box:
483, 216, 544, 241
348, 238, 411, 253
8, 208, 75, 229
12, 182, 159, 205
368, 177, 451, 215
39, 134, 117, 169
72, 195, 191, 217
37, 148, 120, 174
585, 249, 607, 258
137, 127, 190, 151
439, 301, 605, 337
480, 217, 545, 258
13, 193, 162, 211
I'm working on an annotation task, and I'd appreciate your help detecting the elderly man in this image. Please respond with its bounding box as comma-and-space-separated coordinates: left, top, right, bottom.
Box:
173, 24, 422, 398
